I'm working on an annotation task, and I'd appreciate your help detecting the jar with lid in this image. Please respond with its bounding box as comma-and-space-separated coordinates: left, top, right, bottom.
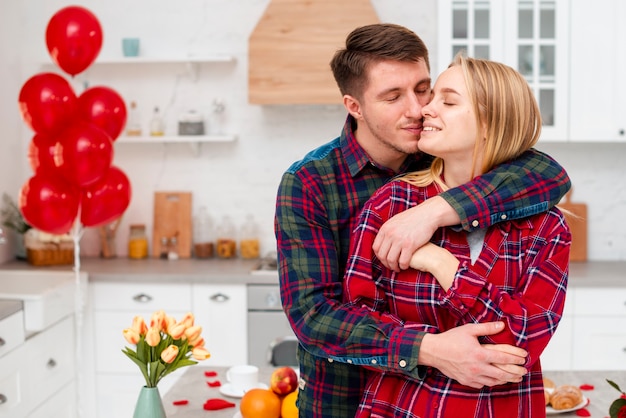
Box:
193, 206, 214, 258
239, 214, 260, 259
215, 215, 237, 259
178, 110, 205, 136
128, 224, 148, 259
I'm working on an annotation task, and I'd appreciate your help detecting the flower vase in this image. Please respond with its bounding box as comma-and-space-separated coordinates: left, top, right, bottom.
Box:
133, 386, 166, 418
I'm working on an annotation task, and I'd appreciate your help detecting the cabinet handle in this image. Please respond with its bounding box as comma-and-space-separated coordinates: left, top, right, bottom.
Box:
210, 293, 229, 303
133, 293, 153, 303
0, 337, 5, 347
0, 394, 7, 405
47, 358, 57, 368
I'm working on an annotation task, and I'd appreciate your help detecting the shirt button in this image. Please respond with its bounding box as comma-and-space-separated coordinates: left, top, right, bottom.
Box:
399, 360, 407, 368
371, 359, 377, 365
328, 358, 334, 363
500, 214, 507, 220
472, 220, 479, 227
347, 359, 353, 364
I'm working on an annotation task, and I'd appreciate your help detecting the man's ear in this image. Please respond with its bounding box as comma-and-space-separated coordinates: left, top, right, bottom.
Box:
344, 94, 363, 120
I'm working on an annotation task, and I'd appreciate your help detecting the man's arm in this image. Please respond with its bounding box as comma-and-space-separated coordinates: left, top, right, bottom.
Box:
374, 148, 571, 270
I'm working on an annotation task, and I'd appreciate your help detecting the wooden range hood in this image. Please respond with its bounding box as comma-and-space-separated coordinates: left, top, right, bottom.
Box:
248, 0, 379, 105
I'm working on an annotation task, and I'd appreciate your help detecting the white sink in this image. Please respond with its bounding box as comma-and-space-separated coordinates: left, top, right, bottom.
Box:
0, 270, 86, 332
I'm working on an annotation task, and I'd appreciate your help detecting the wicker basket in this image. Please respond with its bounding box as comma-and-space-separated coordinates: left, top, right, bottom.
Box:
26, 245, 74, 266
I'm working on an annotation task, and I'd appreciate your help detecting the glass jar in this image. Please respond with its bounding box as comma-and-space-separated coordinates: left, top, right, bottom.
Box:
239, 214, 260, 259
193, 206, 214, 259
128, 224, 148, 259
215, 216, 237, 259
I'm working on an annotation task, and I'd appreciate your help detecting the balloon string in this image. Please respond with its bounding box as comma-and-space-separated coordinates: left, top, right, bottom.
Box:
72, 220, 85, 418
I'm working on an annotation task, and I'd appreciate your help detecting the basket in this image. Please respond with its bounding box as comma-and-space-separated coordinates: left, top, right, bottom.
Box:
26, 245, 74, 266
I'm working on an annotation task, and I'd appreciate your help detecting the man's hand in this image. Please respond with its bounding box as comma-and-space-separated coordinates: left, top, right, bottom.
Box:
373, 196, 460, 271
418, 322, 527, 389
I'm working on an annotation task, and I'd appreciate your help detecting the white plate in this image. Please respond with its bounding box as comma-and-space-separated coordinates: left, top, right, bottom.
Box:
546, 395, 589, 415
219, 382, 268, 398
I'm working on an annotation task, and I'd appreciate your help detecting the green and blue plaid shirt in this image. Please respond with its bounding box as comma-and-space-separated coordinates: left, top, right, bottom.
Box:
274, 115, 570, 417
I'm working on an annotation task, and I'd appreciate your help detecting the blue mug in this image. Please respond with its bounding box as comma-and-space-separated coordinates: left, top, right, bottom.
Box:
122, 38, 140, 57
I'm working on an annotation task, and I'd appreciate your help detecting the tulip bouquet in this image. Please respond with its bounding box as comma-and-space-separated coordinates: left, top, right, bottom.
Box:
122, 310, 210, 388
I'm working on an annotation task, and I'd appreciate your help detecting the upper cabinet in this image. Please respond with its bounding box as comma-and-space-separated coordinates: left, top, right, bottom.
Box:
569, 0, 626, 142
438, 0, 569, 142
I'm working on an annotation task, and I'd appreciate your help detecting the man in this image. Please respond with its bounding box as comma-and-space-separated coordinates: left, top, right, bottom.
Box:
275, 23, 570, 417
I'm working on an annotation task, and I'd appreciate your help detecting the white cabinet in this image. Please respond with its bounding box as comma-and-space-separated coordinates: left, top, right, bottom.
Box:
192, 284, 248, 366
437, 0, 569, 141
539, 290, 575, 371
569, 0, 626, 141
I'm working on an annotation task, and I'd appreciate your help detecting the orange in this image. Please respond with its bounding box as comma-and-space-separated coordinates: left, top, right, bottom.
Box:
239, 388, 281, 418
281, 390, 299, 418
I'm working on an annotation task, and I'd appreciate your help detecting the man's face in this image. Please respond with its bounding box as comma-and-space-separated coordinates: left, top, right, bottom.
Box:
349, 59, 431, 168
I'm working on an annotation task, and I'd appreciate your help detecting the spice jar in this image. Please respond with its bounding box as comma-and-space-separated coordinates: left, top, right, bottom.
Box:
239, 214, 260, 259
128, 224, 148, 259
193, 206, 214, 258
216, 216, 237, 259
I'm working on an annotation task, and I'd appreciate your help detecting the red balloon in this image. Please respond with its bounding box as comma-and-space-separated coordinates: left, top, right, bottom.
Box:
28, 133, 58, 174
19, 174, 80, 235
77, 86, 127, 140
18, 72, 77, 135
45, 6, 103, 76
55, 122, 114, 187
80, 166, 132, 227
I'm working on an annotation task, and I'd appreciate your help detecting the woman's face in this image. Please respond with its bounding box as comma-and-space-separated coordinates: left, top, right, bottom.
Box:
418, 66, 483, 180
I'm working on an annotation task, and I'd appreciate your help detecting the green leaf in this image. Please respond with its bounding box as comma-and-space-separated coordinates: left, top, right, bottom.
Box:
608, 379, 624, 394
122, 349, 150, 386
609, 398, 626, 417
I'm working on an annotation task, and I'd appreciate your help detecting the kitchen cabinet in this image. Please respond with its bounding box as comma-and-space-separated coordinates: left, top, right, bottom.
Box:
192, 284, 248, 366
437, 0, 569, 141
569, 0, 626, 141
538, 289, 574, 371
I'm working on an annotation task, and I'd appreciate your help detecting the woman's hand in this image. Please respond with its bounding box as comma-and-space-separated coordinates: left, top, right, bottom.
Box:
409, 243, 459, 291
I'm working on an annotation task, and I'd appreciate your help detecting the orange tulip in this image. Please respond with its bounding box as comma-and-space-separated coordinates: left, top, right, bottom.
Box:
131, 315, 148, 336
179, 312, 195, 328
185, 325, 202, 342
145, 327, 161, 347
169, 322, 186, 340
161, 345, 179, 363
192, 346, 211, 361
165, 315, 176, 333
150, 310, 166, 332
189, 336, 204, 348
123, 328, 140, 345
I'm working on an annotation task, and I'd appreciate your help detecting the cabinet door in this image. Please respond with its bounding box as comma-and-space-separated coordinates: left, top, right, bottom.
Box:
572, 317, 626, 370
438, 0, 569, 141
569, 0, 625, 141
192, 284, 247, 366
540, 291, 575, 370
29, 383, 77, 418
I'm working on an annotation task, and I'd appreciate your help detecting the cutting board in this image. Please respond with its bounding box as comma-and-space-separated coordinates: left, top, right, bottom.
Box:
249, 0, 380, 104
559, 191, 587, 262
152, 192, 192, 258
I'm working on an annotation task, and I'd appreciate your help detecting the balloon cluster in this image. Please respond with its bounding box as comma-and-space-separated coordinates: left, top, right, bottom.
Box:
17, 6, 131, 235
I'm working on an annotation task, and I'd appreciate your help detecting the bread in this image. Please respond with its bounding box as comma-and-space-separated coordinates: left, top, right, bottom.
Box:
549, 385, 583, 410
543, 377, 556, 391
544, 389, 551, 406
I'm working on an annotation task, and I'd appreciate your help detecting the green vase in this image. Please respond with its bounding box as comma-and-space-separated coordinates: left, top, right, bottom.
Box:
133, 386, 166, 418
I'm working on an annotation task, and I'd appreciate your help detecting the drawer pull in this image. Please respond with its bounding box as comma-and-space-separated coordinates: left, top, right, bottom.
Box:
133, 293, 153, 303
47, 358, 57, 368
0, 337, 5, 347
0, 394, 7, 405
210, 293, 229, 303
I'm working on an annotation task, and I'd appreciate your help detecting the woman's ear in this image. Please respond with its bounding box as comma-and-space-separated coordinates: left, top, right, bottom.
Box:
344, 95, 363, 120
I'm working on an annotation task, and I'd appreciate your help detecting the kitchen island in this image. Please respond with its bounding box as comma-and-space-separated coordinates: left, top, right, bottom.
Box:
163, 367, 626, 418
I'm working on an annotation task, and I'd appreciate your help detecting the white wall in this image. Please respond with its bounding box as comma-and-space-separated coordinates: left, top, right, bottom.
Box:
1, 0, 624, 262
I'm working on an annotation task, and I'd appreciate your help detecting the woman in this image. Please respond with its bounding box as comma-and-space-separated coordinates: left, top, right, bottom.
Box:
343, 54, 571, 417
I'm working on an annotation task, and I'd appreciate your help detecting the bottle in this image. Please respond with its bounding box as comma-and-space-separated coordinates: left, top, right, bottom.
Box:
128, 224, 148, 259
126, 101, 142, 136
193, 206, 214, 258
239, 214, 260, 259
215, 215, 237, 259
150, 106, 165, 136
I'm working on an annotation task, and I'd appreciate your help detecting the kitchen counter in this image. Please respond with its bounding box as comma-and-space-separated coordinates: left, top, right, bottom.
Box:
0, 258, 623, 287
162, 367, 626, 417
0, 299, 22, 320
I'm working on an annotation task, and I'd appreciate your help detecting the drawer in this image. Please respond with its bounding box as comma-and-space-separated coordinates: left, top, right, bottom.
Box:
29, 383, 77, 418
572, 316, 626, 370
573, 287, 626, 316
92, 283, 191, 311
26, 316, 76, 406
0, 344, 29, 417
0, 311, 25, 358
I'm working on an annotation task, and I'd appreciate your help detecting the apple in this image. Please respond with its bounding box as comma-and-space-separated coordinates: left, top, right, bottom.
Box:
269, 366, 298, 395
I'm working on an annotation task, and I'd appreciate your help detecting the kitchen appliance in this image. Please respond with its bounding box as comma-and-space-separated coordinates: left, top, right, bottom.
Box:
247, 283, 297, 368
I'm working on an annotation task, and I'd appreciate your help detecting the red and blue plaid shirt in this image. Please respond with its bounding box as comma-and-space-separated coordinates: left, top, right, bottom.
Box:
344, 180, 570, 418
275, 115, 571, 417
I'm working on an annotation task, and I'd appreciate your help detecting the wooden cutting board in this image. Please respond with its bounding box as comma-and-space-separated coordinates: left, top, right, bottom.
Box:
152, 192, 192, 258
249, 0, 380, 104
559, 191, 587, 262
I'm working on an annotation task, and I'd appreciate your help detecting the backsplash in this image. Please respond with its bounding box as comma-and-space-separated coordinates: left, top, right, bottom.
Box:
1, 0, 624, 262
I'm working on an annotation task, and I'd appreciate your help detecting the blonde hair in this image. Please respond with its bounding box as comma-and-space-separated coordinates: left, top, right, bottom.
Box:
401, 53, 542, 189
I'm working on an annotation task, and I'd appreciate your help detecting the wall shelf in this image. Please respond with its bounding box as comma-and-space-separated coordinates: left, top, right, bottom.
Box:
116, 134, 237, 156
